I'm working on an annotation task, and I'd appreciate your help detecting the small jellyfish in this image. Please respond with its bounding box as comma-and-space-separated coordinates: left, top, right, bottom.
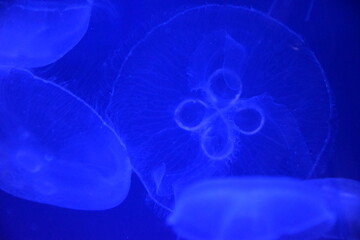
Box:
306, 178, 360, 239
0, 68, 131, 210
107, 5, 332, 209
168, 177, 336, 240
0, 0, 92, 68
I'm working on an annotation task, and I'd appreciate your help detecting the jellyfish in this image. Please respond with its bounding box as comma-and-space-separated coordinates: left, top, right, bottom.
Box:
168, 177, 336, 240
0, 0, 92, 68
0, 68, 132, 210
306, 178, 360, 239
107, 5, 332, 209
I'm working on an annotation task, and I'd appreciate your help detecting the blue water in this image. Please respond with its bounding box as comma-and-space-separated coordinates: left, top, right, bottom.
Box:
0, 0, 359, 239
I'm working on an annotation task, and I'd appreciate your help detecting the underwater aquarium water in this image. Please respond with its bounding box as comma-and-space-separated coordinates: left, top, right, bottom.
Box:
0, 0, 359, 240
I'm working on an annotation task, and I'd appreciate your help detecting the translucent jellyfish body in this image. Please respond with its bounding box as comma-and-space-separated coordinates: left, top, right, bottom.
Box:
0, 68, 131, 210
107, 5, 332, 209
307, 178, 360, 239
0, 0, 92, 68
168, 177, 336, 240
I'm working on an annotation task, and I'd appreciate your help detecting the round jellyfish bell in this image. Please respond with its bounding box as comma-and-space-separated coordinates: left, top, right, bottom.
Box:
168, 177, 336, 240
107, 5, 333, 209
0, 0, 92, 68
0, 68, 131, 210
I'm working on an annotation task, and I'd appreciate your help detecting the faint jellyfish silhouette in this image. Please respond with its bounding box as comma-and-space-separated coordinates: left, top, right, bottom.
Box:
107, 5, 332, 209
0, 68, 131, 210
307, 178, 360, 239
168, 177, 336, 240
0, 0, 92, 68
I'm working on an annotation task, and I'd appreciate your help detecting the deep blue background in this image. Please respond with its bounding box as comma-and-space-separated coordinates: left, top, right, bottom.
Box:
1, 0, 359, 239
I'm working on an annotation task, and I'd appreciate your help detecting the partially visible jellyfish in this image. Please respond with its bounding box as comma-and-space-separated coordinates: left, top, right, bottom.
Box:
307, 178, 360, 239
0, 0, 92, 68
0, 68, 131, 210
107, 5, 332, 209
168, 177, 336, 240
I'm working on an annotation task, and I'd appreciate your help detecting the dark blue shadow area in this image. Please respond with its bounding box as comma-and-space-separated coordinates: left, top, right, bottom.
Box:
0, 0, 359, 239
